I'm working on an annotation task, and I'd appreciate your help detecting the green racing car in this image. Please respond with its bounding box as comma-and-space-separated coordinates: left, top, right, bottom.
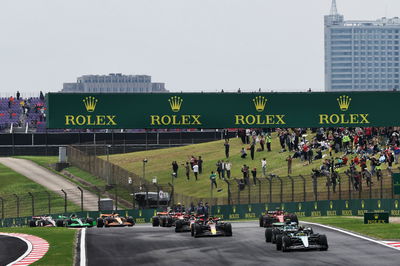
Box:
56, 214, 95, 228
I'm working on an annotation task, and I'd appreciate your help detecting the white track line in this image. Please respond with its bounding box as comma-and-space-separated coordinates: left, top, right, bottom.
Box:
80, 228, 87, 266
0, 233, 33, 266
302, 221, 400, 251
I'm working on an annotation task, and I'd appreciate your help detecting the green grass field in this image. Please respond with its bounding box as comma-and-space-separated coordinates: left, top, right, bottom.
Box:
0, 227, 77, 266
301, 216, 400, 240
0, 163, 79, 218
17, 132, 392, 200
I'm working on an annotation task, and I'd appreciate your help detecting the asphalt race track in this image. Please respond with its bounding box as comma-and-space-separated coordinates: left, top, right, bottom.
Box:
0, 235, 28, 265
86, 221, 400, 266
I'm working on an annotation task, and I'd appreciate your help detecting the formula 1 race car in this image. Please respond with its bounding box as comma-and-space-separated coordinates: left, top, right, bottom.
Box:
96, 213, 135, 227
266, 223, 328, 251
192, 217, 232, 238
152, 211, 180, 227
29, 216, 56, 227
259, 210, 298, 227
175, 213, 204, 233
56, 214, 95, 228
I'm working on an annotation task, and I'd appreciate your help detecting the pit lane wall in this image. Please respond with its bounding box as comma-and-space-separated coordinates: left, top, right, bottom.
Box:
1, 199, 400, 227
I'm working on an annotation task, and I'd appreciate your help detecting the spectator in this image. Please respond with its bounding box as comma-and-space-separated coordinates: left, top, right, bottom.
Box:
172, 161, 179, 177
225, 160, 232, 179
216, 160, 222, 179
193, 163, 199, 181
251, 168, 257, 185
261, 158, 267, 177
185, 162, 190, 180
241, 165, 250, 185
266, 133, 272, 152
240, 148, 247, 159
210, 171, 217, 189
250, 143, 255, 160
198, 156, 203, 174
16, 91, 20, 100
286, 155, 293, 175
259, 135, 265, 151
221, 160, 225, 179
224, 139, 230, 158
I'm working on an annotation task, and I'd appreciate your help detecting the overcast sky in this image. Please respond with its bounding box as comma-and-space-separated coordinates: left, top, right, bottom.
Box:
0, 0, 399, 95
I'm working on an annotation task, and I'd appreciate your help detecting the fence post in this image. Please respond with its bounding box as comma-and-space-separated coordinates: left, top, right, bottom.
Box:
299, 175, 306, 202
312, 175, 318, 201
28, 192, 34, 216
338, 173, 342, 200
380, 173, 383, 199
248, 179, 251, 204
327, 177, 330, 201
155, 184, 160, 209
115, 185, 118, 211
61, 189, 67, 213
168, 183, 174, 207
276, 176, 283, 203
143, 185, 149, 209
44, 191, 51, 214
13, 194, 19, 218
0, 197, 4, 219
288, 176, 294, 202
256, 178, 261, 204
266, 177, 272, 203
224, 179, 231, 205
77, 187, 83, 212
369, 178, 372, 199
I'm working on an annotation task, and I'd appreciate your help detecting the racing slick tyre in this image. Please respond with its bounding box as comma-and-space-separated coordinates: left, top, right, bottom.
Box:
161, 217, 167, 227
318, 234, 329, 251
194, 223, 202, 238
191, 225, 195, 237
290, 214, 299, 225
175, 220, 183, 232
86, 218, 94, 227
29, 220, 36, 227
276, 234, 282, 251
166, 217, 173, 227
224, 223, 232, 236
127, 217, 135, 226
152, 216, 160, 227
264, 217, 273, 228
282, 236, 291, 252
56, 220, 64, 227
259, 216, 264, 227
265, 228, 273, 243
271, 230, 278, 244
96, 218, 104, 228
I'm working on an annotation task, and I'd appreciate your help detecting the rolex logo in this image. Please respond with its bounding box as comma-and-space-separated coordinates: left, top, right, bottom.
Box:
83, 96, 98, 112
168, 96, 183, 112
253, 96, 267, 112
337, 95, 351, 111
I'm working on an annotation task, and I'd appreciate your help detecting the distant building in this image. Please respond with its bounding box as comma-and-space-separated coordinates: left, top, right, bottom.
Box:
62, 73, 168, 93
325, 0, 400, 91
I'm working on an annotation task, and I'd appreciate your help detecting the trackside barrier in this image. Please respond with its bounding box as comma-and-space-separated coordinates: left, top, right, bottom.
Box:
1, 198, 400, 228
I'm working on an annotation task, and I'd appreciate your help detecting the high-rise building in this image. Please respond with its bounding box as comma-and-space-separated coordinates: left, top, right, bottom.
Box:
62, 73, 168, 93
325, 0, 400, 91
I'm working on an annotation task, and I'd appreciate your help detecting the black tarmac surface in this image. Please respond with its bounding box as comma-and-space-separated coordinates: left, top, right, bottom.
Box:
86, 221, 400, 266
0, 235, 28, 265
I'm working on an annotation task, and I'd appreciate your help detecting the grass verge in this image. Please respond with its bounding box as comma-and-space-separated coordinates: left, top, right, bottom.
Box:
301, 216, 400, 240
0, 227, 77, 266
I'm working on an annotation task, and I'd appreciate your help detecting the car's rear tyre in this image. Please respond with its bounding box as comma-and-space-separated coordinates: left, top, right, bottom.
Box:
86, 218, 94, 227
224, 223, 232, 236
56, 220, 64, 227
259, 216, 264, 227
265, 228, 272, 242
167, 217, 173, 227
276, 234, 282, 250
194, 223, 202, 238
161, 217, 167, 227
318, 234, 328, 251
191, 224, 195, 236
282, 236, 291, 252
175, 220, 183, 232
152, 216, 160, 227
29, 220, 36, 227
96, 218, 104, 228
127, 217, 135, 226
271, 230, 278, 244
